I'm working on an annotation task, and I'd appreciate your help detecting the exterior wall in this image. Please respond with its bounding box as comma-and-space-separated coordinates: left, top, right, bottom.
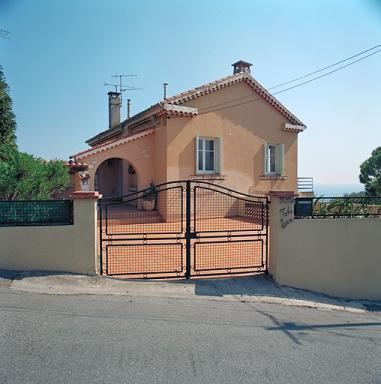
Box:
166, 82, 299, 194
0, 197, 98, 275
154, 117, 168, 185
79, 81, 300, 196
78, 133, 156, 192
269, 194, 381, 300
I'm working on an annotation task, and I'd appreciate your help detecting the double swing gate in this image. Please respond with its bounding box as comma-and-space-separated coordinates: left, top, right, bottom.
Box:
99, 180, 269, 279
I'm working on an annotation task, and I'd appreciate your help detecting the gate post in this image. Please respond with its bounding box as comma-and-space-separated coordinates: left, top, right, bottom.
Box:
185, 180, 191, 279
267, 191, 296, 279
69, 191, 102, 274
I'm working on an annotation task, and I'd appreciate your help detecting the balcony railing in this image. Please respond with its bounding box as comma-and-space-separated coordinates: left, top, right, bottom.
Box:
297, 177, 314, 192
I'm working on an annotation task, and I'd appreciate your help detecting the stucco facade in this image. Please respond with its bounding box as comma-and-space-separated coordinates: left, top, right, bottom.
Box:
166, 82, 298, 194
73, 63, 305, 196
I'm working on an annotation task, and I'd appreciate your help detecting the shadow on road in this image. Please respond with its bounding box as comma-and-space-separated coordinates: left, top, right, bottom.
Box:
166, 273, 368, 312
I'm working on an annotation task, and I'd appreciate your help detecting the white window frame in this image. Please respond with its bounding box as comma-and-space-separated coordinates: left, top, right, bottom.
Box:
264, 143, 284, 176
266, 144, 277, 174
196, 136, 217, 174
196, 136, 222, 174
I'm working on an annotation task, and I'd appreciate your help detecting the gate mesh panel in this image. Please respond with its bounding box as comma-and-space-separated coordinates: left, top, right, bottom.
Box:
104, 186, 184, 235
106, 243, 183, 276
194, 240, 264, 272
193, 187, 266, 232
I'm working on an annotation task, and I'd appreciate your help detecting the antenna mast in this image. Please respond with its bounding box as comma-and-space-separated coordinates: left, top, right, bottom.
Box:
104, 74, 142, 119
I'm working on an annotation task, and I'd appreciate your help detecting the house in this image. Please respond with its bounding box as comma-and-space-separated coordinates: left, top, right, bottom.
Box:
71, 60, 306, 197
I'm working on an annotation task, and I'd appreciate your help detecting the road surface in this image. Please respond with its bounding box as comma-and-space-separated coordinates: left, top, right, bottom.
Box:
0, 288, 380, 384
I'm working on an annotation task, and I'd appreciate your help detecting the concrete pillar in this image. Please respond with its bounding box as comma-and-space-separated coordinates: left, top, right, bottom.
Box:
69, 191, 102, 274
267, 191, 296, 279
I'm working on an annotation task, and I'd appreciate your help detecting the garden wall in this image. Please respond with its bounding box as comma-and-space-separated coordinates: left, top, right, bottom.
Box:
0, 192, 100, 274
269, 192, 381, 300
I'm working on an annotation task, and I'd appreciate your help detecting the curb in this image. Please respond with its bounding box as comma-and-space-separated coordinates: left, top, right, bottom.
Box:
0, 272, 368, 314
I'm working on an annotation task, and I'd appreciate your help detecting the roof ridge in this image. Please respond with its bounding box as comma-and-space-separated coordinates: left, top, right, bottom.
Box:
165, 71, 305, 126
165, 73, 244, 104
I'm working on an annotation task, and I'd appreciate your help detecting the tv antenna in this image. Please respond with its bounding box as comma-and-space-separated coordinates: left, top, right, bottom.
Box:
104, 74, 142, 118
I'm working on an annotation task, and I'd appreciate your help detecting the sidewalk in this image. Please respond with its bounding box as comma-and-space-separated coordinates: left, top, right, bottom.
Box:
0, 269, 378, 313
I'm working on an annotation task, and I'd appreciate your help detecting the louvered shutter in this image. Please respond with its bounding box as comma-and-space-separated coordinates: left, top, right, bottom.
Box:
263, 143, 269, 174
215, 137, 222, 174
195, 136, 200, 173
275, 144, 284, 175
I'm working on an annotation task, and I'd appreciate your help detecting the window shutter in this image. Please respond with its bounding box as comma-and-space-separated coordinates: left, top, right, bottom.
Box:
195, 136, 200, 174
215, 138, 222, 174
263, 143, 269, 174
275, 144, 284, 175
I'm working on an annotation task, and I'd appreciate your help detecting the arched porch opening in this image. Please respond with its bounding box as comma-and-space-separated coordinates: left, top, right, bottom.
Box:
94, 158, 138, 198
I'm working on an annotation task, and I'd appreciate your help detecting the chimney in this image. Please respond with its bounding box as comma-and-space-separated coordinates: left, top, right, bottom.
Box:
127, 99, 131, 119
232, 60, 252, 75
108, 91, 121, 128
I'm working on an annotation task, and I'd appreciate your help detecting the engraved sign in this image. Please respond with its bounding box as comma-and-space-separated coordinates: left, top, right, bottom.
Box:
279, 197, 294, 229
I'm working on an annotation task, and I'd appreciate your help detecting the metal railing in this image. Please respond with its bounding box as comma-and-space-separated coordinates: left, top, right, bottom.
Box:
0, 200, 74, 226
297, 177, 314, 192
295, 196, 381, 218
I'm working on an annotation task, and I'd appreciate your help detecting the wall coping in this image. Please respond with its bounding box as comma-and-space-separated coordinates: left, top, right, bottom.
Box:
69, 191, 102, 199
267, 190, 296, 198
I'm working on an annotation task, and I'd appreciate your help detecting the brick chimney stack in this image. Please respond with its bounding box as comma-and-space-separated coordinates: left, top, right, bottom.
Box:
108, 92, 121, 129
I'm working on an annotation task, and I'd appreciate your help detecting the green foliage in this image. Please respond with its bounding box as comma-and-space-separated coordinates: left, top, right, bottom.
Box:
0, 145, 69, 200
359, 147, 381, 196
0, 67, 17, 147
313, 195, 381, 217
343, 191, 366, 197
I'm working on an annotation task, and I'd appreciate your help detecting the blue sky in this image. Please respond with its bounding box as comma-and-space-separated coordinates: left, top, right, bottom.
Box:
1, 0, 381, 193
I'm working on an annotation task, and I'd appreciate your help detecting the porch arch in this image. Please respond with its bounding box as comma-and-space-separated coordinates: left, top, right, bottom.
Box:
94, 158, 139, 198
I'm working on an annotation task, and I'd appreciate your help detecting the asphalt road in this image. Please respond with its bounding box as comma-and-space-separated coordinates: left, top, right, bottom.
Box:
0, 288, 380, 384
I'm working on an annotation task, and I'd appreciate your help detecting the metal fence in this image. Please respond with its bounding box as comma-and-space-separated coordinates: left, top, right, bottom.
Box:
0, 200, 74, 226
295, 196, 381, 218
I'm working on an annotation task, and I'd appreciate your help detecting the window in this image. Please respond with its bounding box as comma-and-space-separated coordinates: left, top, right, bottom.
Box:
195, 136, 222, 174
264, 143, 284, 175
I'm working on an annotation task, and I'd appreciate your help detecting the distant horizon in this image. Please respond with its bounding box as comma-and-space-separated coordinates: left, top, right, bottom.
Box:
313, 183, 364, 197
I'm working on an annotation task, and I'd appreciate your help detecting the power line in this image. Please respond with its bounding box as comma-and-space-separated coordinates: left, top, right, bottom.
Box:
268, 43, 381, 90
198, 46, 381, 115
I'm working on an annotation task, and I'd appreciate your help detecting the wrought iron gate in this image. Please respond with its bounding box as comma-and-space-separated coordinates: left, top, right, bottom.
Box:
99, 180, 269, 278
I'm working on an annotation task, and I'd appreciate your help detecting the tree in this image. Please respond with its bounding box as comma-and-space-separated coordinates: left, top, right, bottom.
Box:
0, 68, 69, 200
0, 145, 69, 200
0, 67, 17, 147
359, 147, 381, 196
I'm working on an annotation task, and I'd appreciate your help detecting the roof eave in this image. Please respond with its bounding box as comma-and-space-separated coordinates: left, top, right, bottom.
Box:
283, 123, 306, 133
86, 126, 122, 147
71, 129, 155, 160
